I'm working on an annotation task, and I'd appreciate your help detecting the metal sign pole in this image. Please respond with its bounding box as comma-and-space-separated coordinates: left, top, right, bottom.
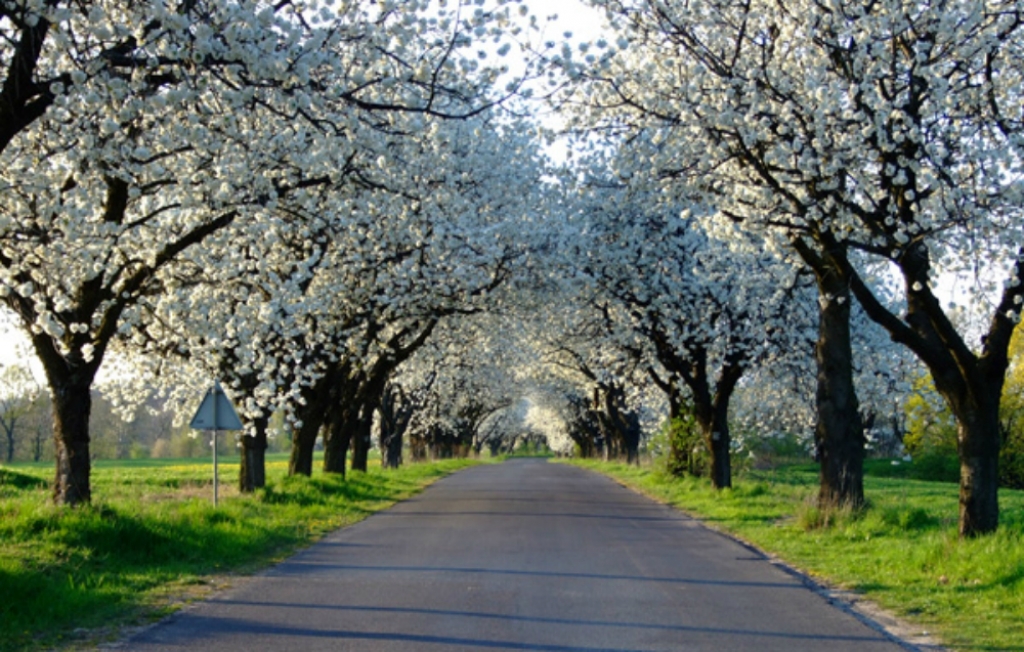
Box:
191, 380, 242, 509
212, 385, 219, 508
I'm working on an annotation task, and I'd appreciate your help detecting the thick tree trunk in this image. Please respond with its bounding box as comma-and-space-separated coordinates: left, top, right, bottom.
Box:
322, 412, 353, 477
904, 248, 1003, 536
288, 376, 335, 477
288, 421, 319, 477
51, 380, 93, 505
350, 410, 372, 472
687, 367, 733, 490
795, 238, 866, 510
945, 392, 1002, 536
814, 279, 865, 509
322, 426, 352, 475
957, 419, 1000, 537
625, 437, 639, 465
322, 433, 348, 475
322, 399, 355, 476
352, 370, 389, 472
702, 415, 732, 490
239, 414, 269, 493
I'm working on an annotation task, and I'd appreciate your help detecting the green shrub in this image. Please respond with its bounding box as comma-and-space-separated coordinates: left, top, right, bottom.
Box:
658, 412, 706, 478
910, 451, 960, 483
1000, 428, 1024, 489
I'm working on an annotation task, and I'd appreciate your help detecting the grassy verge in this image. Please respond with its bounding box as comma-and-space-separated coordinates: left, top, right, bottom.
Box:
0, 455, 480, 652
564, 458, 1024, 652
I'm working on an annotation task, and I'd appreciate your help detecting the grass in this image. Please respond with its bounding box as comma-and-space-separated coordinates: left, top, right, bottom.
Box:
0, 454, 481, 652
564, 458, 1024, 651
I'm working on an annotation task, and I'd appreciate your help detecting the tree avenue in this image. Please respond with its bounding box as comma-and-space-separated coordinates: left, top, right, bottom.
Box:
3, 0, 1022, 542
0, 0, 537, 505
567, 0, 1024, 536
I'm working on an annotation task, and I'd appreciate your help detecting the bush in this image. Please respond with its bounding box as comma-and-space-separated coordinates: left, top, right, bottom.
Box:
741, 432, 810, 470
910, 451, 960, 483
658, 413, 706, 478
1000, 429, 1024, 489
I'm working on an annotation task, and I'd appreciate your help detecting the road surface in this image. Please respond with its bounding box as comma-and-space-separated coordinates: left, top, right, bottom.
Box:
125, 459, 911, 651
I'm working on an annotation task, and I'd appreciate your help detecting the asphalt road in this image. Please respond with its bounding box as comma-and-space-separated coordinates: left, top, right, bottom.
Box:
125, 459, 909, 651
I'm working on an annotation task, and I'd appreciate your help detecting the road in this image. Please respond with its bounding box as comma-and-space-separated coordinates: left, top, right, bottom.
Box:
125, 459, 910, 651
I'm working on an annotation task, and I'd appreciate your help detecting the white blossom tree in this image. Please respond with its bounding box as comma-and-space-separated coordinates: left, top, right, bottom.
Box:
571, 0, 1024, 535
565, 138, 813, 486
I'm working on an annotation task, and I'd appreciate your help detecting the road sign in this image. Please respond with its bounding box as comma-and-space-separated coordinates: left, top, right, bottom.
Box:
190, 381, 243, 430
190, 380, 243, 508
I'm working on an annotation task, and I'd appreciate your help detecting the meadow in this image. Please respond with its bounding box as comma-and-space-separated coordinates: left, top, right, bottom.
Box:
0, 455, 479, 652
567, 458, 1024, 651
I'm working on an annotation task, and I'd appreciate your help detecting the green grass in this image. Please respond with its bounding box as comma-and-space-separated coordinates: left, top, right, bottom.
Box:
564, 458, 1024, 651
0, 455, 480, 652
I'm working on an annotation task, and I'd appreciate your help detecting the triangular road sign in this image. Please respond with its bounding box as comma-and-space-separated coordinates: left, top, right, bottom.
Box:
189, 380, 244, 430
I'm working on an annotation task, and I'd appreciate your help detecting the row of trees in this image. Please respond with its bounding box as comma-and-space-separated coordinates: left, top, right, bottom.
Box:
551, 0, 1024, 537
1, 0, 554, 502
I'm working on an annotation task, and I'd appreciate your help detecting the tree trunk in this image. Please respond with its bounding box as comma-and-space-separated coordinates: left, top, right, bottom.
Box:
381, 428, 402, 469
239, 414, 269, 493
942, 389, 1002, 536
322, 401, 353, 476
322, 399, 355, 476
51, 380, 93, 505
904, 247, 1003, 536
702, 415, 732, 490
379, 384, 408, 469
814, 278, 865, 509
698, 362, 745, 490
287, 376, 334, 477
957, 417, 1000, 537
684, 360, 733, 490
288, 422, 318, 477
625, 437, 639, 465
350, 409, 372, 472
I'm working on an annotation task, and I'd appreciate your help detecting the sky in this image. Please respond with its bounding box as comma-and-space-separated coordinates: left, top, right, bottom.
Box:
527, 0, 607, 41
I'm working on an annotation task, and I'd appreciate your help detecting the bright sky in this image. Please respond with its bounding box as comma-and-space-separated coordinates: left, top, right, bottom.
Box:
527, 0, 608, 41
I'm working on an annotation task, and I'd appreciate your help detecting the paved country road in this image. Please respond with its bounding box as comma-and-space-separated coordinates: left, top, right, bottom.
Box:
124, 459, 912, 652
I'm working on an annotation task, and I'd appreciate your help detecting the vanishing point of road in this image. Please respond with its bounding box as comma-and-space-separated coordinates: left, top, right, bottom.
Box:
125, 459, 913, 652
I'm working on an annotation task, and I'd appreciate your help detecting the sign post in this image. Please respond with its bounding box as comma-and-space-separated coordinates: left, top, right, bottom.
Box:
189, 381, 244, 507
